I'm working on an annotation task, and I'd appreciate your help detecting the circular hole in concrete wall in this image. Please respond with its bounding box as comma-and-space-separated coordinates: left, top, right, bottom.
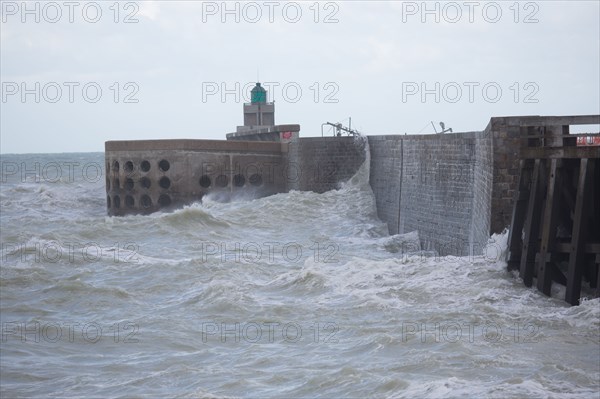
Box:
140, 177, 151, 189
158, 194, 172, 207
106, 178, 110, 191
216, 174, 229, 188
199, 175, 211, 188
141, 194, 152, 208
249, 174, 263, 186
125, 178, 134, 190
233, 174, 245, 187
140, 160, 151, 172
114, 195, 121, 209
113, 178, 120, 189
113, 161, 120, 172
159, 159, 170, 172
107, 196, 111, 208
124, 161, 134, 172
125, 195, 134, 207
159, 176, 171, 189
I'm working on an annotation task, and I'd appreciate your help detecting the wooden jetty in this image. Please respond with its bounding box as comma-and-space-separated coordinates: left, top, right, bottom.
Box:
506, 115, 600, 305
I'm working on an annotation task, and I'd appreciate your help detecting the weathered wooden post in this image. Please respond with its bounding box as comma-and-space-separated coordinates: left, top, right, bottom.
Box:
505, 115, 600, 305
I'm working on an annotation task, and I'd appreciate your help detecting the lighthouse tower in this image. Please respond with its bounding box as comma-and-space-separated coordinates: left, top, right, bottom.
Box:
237, 82, 275, 132
227, 81, 299, 142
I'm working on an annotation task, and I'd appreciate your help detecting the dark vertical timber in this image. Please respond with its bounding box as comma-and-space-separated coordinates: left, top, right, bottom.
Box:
537, 158, 560, 295
566, 158, 592, 305
504, 116, 599, 305
596, 253, 600, 299
520, 159, 544, 287
506, 159, 534, 271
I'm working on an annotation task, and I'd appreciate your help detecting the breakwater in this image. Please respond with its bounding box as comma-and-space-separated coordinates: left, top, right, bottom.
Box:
105, 115, 599, 260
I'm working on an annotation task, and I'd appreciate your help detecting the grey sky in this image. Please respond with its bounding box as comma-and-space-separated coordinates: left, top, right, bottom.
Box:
1, 0, 599, 153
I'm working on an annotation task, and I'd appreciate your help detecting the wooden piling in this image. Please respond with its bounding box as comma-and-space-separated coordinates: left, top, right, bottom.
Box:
506, 116, 600, 305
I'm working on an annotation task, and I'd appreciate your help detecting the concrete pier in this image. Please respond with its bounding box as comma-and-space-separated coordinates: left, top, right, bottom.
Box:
105, 139, 288, 216
104, 114, 599, 301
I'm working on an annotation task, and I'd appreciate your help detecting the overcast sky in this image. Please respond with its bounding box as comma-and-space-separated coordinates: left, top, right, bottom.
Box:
1, 0, 599, 153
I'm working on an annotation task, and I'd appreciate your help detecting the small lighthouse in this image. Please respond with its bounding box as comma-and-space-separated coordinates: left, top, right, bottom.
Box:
238, 82, 275, 132
227, 81, 299, 142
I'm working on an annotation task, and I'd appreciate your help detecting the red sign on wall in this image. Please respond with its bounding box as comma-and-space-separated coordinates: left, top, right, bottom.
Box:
280, 131, 293, 140
576, 136, 600, 146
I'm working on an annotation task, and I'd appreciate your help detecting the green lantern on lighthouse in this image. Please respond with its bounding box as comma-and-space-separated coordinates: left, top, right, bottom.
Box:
250, 82, 267, 104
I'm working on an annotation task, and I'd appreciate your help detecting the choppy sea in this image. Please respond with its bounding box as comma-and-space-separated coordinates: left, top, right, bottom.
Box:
1, 151, 598, 398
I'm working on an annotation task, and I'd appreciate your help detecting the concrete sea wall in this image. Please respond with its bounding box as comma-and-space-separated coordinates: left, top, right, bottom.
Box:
287, 137, 366, 193
106, 116, 596, 255
105, 139, 288, 216
104, 133, 495, 254
281, 132, 495, 256
368, 132, 493, 255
